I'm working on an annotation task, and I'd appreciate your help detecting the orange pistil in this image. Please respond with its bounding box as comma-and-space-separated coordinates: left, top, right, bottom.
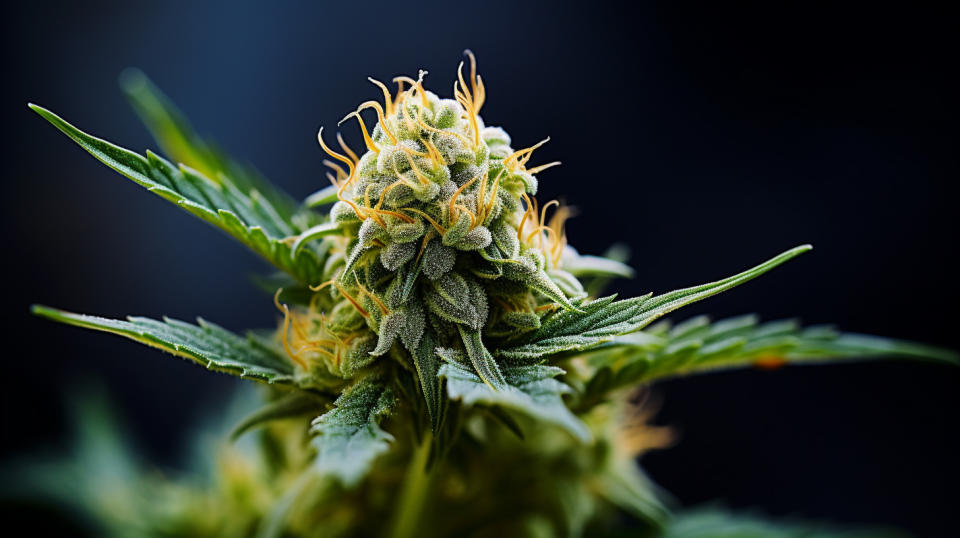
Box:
353, 274, 390, 316
400, 207, 447, 235
449, 172, 481, 222
333, 280, 369, 318
317, 128, 369, 222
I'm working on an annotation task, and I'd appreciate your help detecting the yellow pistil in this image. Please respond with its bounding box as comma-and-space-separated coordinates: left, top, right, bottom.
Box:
481, 169, 504, 223
322, 159, 348, 188
546, 204, 573, 265
318, 128, 355, 183
504, 138, 550, 172
454, 61, 481, 147
397, 86, 417, 132
449, 173, 481, 222
318, 128, 370, 221
419, 136, 443, 167
309, 279, 335, 292
415, 230, 435, 263
368, 77, 396, 116
375, 179, 412, 210
415, 107, 472, 146
518, 193, 537, 241
400, 207, 447, 235
398, 149, 432, 185
339, 111, 379, 154
414, 70, 430, 108
273, 289, 307, 369
393, 78, 407, 108
337, 132, 360, 165
464, 49, 485, 112
356, 100, 398, 144
525, 161, 562, 175
353, 274, 390, 316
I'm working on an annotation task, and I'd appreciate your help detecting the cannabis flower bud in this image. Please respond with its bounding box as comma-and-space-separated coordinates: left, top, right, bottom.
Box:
289, 52, 584, 401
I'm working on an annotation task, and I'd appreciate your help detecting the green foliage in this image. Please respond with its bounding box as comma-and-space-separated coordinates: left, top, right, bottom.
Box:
23, 54, 956, 537
309, 376, 396, 486
29, 103, 325, 285
440, 361, 590, 441
495, 245, 812, 360
574, 315, 957, 410
31, 305, 299, 385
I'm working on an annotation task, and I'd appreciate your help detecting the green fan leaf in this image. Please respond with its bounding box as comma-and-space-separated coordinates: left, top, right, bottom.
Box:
32, 305, 299, 385
439, 361, 591, 442
580, 315, 958, 399
29, 104, 326, 285
309, 376, 396, 487
496, 245, 812, 360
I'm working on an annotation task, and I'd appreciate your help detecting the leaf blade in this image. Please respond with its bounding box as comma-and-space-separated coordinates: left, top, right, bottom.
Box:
29, 104, 326, 285
496, 246, 812, 359
439, 362, 591, 441
32, 305, 298, 385
309, 376, 396, 486
576, 315, 958, 406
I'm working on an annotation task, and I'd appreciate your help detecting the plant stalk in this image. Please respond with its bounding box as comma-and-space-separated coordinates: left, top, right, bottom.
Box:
390, 432, 434, 538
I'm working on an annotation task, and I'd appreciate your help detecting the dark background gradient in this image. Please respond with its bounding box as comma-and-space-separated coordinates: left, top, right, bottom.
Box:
3, 1, 958, 535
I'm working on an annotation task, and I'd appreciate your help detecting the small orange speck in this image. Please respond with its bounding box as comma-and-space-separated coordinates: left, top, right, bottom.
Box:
754, 356, 787, 370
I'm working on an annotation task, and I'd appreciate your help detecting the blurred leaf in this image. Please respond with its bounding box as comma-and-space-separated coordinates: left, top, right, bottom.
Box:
231, 392, 328, 441
660, 507, 909, 538
32, 305, 298, 385
561, 246, 634, 279
119, 69, 304, 224
595, 459, 670, 529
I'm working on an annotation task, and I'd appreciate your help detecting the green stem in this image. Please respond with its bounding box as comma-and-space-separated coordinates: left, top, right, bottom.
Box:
390, 432, 434, 538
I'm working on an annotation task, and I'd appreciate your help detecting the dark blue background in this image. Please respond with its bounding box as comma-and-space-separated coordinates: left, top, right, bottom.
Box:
4, 1, 958, 535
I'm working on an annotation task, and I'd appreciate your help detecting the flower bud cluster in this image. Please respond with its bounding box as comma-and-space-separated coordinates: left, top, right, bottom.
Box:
280, 53, 586, 382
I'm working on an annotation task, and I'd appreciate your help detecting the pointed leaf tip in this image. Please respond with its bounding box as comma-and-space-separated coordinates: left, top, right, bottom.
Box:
31, 305, 299, 385
497, 245, 815, 359
118, 67, 148, 92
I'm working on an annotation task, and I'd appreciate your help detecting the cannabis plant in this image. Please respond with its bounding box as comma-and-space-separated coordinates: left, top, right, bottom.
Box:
22, 52, 955, 537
